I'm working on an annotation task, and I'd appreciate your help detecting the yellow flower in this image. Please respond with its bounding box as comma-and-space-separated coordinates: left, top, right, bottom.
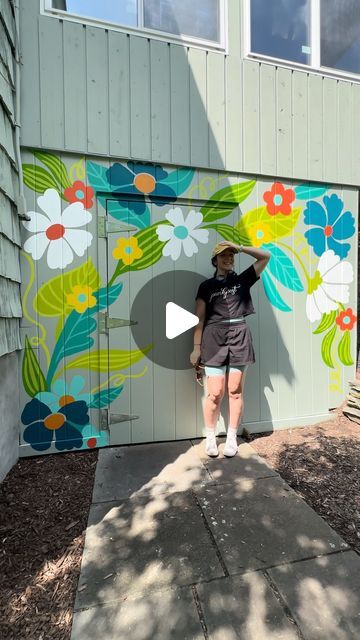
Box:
112, 236, 143, 265
67, 285, 97, 313
247, 222, 272, 247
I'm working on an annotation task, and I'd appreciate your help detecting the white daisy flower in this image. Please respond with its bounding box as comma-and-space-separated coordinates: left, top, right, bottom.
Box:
306, 250, 353, 323
156, 207, 209, 261
23, 189, 93, 269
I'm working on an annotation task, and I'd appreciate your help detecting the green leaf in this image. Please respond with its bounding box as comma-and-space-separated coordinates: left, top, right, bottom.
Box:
295, 184, 329, 200
33, 150, 72, 190
161, 167, 195, 194
34, 258, 101, 317
338, 330, 354, 366
22, 164, 59, 193
88, 385, 124, 409
321, 325, 337, 368
313, 311, 337, 334
261, 270, 292, 312
110, 223, 166, 283
22, 337, 48, 397
202, 223, 248, 245
87, 160, 111, 192
201, 180, 256, 223
47, 310, 98, 385
63, 346, 153, 373
265, 243, 304, 292
235, 206, 301, 243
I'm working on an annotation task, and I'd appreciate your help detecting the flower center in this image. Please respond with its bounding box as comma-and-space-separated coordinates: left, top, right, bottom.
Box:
256, 230, 264, 238
308, 270, 323, 294
75, 189, 84, 198
125, 246, 133, 254
43, 413, 66, 430
273, 195, 283, 206
324, 225, 333, 237
343, 316, 350, 324
133, 173, 156, 194
77, 294, 87, 303
59, 394, 75, 407
174, 225, 189, 240
46, 223, 65, 241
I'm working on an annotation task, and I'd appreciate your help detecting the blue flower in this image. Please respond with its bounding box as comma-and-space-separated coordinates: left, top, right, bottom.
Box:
304, 194, 355, 259
21, 398, 89, 452
106, 161, 177, 216
36, 375, 93, 413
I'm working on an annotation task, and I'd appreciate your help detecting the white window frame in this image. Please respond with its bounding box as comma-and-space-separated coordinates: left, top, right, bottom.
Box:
42, 0, 228, 53
243, 0, 360, 84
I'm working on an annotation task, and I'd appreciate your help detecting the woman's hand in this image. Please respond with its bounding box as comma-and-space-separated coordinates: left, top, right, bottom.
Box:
190, 346, 201, 366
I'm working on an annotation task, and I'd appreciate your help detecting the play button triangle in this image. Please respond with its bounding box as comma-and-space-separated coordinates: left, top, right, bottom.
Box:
166, 302, 199, 340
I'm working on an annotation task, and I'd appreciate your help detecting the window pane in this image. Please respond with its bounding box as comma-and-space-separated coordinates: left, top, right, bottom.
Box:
61, 0, 138, 27
144, 0, 220, 42
321, 0, 360, 74
250, 0, 311, 65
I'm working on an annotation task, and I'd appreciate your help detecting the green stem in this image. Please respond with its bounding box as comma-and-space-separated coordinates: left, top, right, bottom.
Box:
276, 241, 311, 287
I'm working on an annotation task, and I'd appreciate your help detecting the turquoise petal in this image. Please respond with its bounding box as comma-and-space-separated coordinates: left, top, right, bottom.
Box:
52, 379, 66, 397
36, 391, 58, 411
69, 375, 86, 397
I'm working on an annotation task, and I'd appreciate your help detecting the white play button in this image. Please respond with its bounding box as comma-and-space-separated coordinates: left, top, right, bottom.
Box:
166, 302, 199, 340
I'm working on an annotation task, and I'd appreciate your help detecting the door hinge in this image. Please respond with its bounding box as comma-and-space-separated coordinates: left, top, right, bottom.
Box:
98, 312, 137, 333
100, 408, 139, 430
98, 217, 138, 237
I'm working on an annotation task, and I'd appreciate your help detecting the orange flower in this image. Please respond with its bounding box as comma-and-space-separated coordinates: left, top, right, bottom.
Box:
67, 285, 97, 313
263, 182, 295, 216
336, 308, 357, 331
64, 180, 94, 209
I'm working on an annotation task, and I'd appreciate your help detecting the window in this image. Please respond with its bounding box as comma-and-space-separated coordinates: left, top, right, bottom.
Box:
247, 0, 360, 78
47, 0, 224, 48
321, 0, 360, 75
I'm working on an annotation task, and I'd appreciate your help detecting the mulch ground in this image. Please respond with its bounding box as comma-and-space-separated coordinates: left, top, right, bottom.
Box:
1, 406, 360, 639
0, 450, 98, 640
244, 405, 360, 555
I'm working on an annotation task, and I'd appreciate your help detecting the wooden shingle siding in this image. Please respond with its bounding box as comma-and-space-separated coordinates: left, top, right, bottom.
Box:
19, 0, 360, 186
0, 0, 22, 359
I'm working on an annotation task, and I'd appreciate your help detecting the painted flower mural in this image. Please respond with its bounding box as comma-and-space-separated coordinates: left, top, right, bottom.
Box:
112, 236, 143, 266
21, 397, 89, 452
306, 250, 353, 323
20, 151, 357, 454
106, 161, 178, 217
304, 194, 355, 259
156, 208, 209, 260
23, 189, 93, 269
336, 308, 357, 331
67, 285, 97, 313
36, 376, 93, 413
64, 180, 95, 209
263, 182, 295, 216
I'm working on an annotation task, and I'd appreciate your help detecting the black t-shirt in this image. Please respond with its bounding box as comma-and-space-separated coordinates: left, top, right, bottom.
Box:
196, 265, 260, 325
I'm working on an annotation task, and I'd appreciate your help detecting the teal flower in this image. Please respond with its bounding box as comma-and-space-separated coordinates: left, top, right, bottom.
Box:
36, 375, 93, 412
304, 194, 355, 259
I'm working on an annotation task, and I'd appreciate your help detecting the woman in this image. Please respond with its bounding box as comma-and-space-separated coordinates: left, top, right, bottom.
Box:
190, 241, 270, 457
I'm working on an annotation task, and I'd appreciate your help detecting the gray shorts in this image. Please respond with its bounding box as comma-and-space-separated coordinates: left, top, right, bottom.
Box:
201, 320, 255, 367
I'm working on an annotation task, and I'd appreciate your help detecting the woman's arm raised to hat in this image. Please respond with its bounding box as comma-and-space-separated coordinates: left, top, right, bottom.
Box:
237, 245, 271, 277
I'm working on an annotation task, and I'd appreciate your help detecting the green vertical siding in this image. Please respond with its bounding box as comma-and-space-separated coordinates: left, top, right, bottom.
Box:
19, 0, 360, 185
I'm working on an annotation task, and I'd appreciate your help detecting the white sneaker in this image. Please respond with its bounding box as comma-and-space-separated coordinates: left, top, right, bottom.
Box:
223, 436, 238, 457
205, 435, 219, 457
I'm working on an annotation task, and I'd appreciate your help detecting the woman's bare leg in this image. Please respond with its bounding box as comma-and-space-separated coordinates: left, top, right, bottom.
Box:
203, 375, 226, 428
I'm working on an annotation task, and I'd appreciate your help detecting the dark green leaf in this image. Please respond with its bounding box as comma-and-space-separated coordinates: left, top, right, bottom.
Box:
22, 337, 48, 397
